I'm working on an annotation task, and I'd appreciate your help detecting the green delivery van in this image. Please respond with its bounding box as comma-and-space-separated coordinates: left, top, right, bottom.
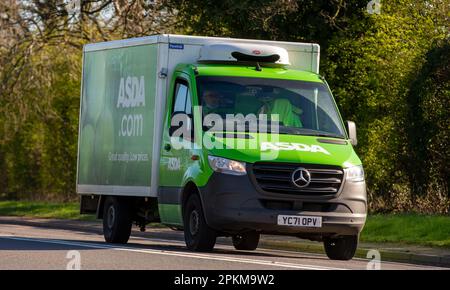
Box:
77, 34, 367, 260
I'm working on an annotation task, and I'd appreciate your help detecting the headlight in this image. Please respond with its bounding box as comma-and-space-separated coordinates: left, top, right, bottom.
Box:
208, 156, 246, 176
345, 165, 365, 182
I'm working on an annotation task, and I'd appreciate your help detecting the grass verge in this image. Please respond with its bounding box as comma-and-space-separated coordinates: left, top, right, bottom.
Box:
361, 214, 450, 248
0, 200, 95, 221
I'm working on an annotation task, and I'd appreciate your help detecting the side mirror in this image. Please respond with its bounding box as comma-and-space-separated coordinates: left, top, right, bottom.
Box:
347, 121, 357, 146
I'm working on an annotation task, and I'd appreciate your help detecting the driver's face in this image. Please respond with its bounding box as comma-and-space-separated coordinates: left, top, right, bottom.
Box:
203, 91, 220, 107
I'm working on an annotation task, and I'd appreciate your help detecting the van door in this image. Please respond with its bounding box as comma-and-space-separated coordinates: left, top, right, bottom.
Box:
158, 74, 195, 226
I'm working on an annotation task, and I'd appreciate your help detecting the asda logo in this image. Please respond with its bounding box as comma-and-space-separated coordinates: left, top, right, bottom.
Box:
117, 75, 145, 137
261, 142, 331, 155
117, 76, 145, 108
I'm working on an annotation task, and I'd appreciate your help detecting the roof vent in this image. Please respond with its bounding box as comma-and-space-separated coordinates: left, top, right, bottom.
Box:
198, 43, 290, 66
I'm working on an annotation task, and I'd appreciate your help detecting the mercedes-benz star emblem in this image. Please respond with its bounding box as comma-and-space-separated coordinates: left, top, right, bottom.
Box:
291, 168, 311, 188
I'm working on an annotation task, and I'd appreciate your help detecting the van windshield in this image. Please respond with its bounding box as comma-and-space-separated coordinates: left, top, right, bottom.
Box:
196, 76, 346, 139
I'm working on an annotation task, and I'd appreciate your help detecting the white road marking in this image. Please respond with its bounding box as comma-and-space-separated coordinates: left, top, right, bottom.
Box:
129, 235, 427, 269
0, 235, 346, 270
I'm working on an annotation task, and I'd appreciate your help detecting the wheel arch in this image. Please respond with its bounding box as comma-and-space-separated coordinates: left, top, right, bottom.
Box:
181, 181, 201, 216
96, 195, 105, 219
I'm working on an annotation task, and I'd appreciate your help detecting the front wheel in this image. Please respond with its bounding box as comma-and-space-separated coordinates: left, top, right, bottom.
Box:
183, 194, 216, 252
102, 196, 132, 244
323, 235, 358, 260
232, 232, 260, 251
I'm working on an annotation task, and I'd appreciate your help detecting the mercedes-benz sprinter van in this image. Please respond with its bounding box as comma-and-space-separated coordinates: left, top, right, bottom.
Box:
77, 35, 367, 260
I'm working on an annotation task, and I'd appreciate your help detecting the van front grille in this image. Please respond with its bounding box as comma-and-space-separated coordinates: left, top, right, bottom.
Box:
251, 162, 344, 196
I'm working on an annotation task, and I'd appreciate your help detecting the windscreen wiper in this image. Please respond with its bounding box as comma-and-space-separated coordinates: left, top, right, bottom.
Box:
277, 127, 345, 139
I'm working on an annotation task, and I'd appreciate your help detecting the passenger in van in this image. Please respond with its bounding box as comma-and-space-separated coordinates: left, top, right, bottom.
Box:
257, 94, 303, 127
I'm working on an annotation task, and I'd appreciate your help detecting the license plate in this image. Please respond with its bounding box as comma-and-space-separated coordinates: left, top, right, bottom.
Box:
277, 215, 322, 227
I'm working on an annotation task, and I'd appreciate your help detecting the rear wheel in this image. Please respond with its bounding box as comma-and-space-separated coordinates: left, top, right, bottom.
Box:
102, 196, 132, 244
183, 194, 216, 252
232, 231, 260, 251
323, 235, 358, 260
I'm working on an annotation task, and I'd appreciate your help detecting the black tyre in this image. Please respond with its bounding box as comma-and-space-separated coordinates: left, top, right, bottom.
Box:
183, 194, 216, 252
232, 231, 260, 251
323, 235, 358, 260
103, 196, 132, 244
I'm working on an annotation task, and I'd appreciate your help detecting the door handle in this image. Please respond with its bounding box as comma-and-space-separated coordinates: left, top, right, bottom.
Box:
164, 143, 172, 151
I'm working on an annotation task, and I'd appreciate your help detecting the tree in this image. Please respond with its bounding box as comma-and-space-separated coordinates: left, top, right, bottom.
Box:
0, 0, 177, 199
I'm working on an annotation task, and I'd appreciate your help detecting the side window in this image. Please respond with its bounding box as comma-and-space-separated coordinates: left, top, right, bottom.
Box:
185, 90, 192, 115
170, 79, 193, 140
173, 82, 188, 113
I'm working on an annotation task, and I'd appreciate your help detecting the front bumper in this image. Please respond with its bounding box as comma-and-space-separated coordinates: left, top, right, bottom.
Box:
199, 171, 367, 239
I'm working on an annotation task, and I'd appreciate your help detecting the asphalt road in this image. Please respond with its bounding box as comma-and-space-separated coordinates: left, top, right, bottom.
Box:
0, 221, 443, 270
